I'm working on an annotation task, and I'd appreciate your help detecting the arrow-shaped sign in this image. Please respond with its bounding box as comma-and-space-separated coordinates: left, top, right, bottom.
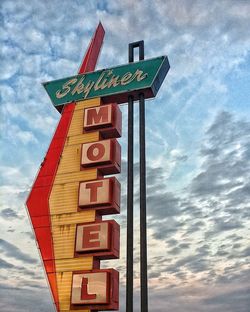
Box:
26, 23, 105, 312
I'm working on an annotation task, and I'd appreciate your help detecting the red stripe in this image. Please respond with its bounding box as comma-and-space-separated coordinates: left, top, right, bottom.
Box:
26, 23, 105, 311
26, 103, 75, 311
78, 22, 105, 74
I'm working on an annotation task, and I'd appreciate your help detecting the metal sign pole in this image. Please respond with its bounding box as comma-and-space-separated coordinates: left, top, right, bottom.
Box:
126, 42, 137, 312
126, 94, 134, 312
139, 92, 148, 312
126, 41, 148, 312
135, 40, 149, 312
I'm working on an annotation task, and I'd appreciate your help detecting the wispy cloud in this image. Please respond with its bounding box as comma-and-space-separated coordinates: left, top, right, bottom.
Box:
0, 239, 38, 264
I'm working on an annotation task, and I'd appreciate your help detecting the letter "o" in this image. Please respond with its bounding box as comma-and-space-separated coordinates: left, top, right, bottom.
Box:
87, 143, 105, 161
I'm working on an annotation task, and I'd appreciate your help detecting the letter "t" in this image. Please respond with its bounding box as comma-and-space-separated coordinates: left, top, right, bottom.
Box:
85, 181, 103, 202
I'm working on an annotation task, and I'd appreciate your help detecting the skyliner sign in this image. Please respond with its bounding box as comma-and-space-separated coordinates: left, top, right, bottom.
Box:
43, 56, 169, 111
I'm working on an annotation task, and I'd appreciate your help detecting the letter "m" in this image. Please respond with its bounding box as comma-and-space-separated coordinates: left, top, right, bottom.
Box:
83, 104, 122, 139
84, 105, 111, 130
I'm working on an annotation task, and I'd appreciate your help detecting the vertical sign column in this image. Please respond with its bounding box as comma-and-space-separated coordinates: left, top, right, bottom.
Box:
49, 99, 121, 311
72, 102, 122, 311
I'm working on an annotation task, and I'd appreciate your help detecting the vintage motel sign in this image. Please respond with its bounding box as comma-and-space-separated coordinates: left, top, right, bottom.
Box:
26, 23, 169, 312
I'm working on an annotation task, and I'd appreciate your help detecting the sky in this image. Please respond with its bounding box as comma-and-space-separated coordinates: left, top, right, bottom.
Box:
0, 0, 250, 311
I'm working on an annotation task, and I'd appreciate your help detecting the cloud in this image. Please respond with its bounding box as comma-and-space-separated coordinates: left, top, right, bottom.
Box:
0, 117, 39, 146
0, 258, 40, 280
0, 62, 18, 81
203, 287, 250, 312
0, 208, 22, 220
213, 217, 243, 232
0, 258, 16, 269
189, 112, 250, 215
0, 239, 38, 265
135, 111, 250, 298
147, 192, 181, 219
150, 217, 182, 240
0, 284, 54, 312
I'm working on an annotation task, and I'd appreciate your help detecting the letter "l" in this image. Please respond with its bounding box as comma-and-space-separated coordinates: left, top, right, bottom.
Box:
81, 277, 96, 300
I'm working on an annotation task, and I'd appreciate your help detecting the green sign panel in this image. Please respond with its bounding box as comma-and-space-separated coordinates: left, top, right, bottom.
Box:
43, 56, 169, 111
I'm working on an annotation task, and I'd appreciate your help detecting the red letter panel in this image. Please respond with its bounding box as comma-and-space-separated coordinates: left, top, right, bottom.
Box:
71, 269, 119, 310
84, 104, 122, 138
81, 139, 121, 175
75, 220, 119, 259
78, 177, 120, 215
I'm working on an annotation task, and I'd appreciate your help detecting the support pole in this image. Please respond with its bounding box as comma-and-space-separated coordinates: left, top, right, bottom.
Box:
126, 40, 148, 312
126, 93, 134, 312
139, 92, 148, 312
